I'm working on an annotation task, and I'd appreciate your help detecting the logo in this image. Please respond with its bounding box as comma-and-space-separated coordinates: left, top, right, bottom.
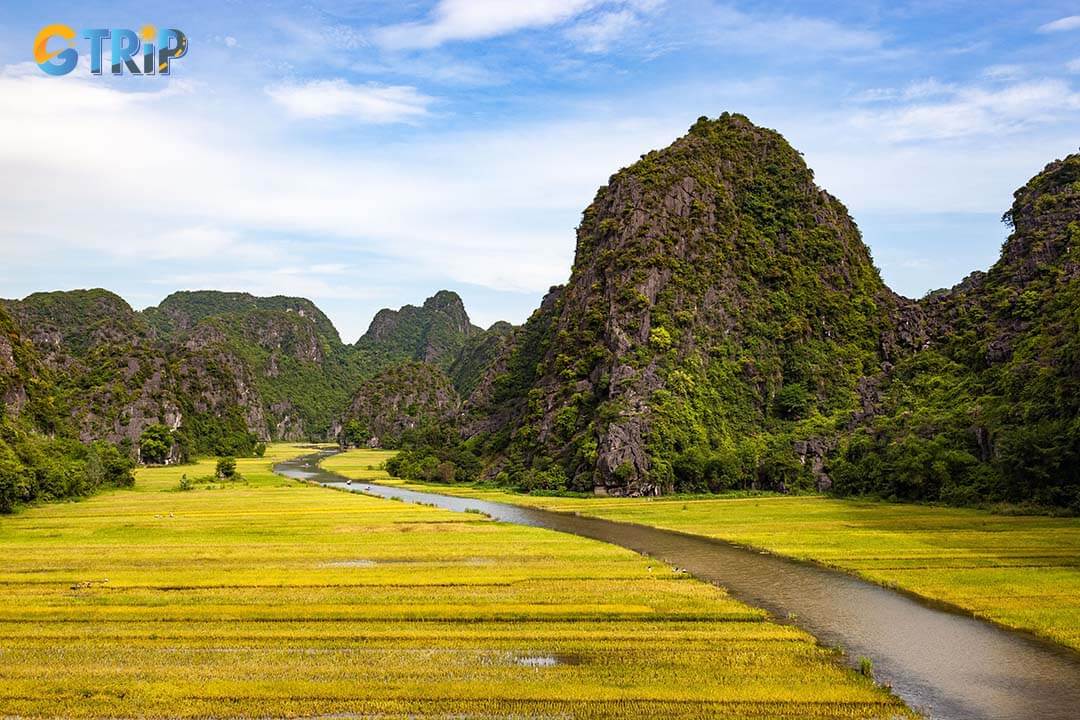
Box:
34, 24, 188, 76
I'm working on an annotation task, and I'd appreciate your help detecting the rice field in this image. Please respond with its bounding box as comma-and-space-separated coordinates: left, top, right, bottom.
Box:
0, 444, 912, 719
322, 450, 1080, 653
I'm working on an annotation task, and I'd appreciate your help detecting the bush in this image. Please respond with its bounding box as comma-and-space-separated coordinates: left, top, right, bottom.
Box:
672, 446, 749, 493
775, 383, 811, 420
0, 425, 134, 513
385, 421, 484, 485
0, 452, 26, 513
516, 466, 567, 493
89, 441, 135, 488
435, 461, 455, 483
649, 326, 673, 351
216, 457, 238, 480
139, 425, 174, 465
758, 438, 808, 492
341, 420, 366, 448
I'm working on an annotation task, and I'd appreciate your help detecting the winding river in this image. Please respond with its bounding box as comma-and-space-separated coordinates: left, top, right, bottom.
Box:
276, 451, 1080, 720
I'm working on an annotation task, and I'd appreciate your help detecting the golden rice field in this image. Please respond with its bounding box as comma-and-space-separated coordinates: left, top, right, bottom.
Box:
0, 444, 912, 719
323, 450, 1080, 653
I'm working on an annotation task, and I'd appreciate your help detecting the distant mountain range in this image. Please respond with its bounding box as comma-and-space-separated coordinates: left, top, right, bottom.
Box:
0, 287, 500, 453
3, 113, 1077, 509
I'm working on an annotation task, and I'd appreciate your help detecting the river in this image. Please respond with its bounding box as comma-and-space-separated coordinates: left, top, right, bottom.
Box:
276, 451, 1080, 720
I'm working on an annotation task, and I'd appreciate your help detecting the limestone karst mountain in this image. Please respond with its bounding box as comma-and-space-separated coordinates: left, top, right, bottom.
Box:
454, 114, 1078, 507
4, 114, 1078, 510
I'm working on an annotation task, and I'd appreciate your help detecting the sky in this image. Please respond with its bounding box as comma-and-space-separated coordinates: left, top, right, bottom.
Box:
1, 1, 1079, 342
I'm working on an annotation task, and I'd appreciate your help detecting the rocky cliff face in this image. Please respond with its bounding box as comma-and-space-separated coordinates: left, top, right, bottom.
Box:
448, 321, 513, 396
145, 290, 341, 344
0, 304, 42, 424
0, 302, 137, 512
465, 114, 905, 494
149, 291, 362, 443
1, 289, 368, 451
338, 296, 514, 448
830, 152, 1080, 506
2, 287, 509, 458
460, 116, 1078, 507
3, 290, 183, 444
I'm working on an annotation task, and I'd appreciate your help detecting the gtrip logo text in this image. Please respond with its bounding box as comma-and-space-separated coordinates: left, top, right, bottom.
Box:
33, 24, 188, 76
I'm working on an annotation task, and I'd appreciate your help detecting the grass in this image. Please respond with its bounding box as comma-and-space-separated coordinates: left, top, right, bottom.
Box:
322, 450, 1080, 654
0, 444, 912, 719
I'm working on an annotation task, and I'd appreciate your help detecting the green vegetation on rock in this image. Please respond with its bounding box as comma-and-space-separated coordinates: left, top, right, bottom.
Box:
0, 303, 133, 512
462, 114, 906, 497
339, 361, 461, 448
397, 115, 1080, 511
354, 290, 481, 373
832, 154, 1080, 509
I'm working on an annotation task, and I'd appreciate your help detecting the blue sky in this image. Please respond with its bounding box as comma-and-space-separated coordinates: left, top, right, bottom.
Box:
1, 1, 1079, 341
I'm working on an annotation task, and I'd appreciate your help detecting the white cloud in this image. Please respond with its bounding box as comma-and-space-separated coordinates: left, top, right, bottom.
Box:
1038, 16, 1080, 33
852, 80, 1080, 142
129, 226, 266, 262
704, 6, 882, 53
374, 1, 875, 61
160, 268, 379, 303
982, 64, 1024, 81
901, 78, 955, 99
853, 87, 899, 103
562, 0, 665, 52
0, 62, 678, 303
271, 16, 368, 51
1068, 58, 1080, 73
565, 9, 639, 52
854, 78, 953, 103
375, 0, 606, 49
799, 125, 1072, 217
224, 36, 238, 48
266, 79, 433, 121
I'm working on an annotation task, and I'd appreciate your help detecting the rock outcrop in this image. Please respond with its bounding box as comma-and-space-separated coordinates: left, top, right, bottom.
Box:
465, 114, 904, 495
355, 290, 482, 370
340, 361, 461, 447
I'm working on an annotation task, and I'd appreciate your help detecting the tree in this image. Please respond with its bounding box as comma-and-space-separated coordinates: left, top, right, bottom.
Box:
84, 445, 106, 491
435, 461, 456, 483
0, 451, 26, 513
88, 441, 135, 488
341, 420, 366, 448
139, 425, 173, 465
216, 456, 237, 480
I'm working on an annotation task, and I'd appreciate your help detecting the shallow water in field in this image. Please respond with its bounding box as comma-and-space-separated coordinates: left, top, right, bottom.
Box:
277, 452, 1080, 720
514, 653, 581, 667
